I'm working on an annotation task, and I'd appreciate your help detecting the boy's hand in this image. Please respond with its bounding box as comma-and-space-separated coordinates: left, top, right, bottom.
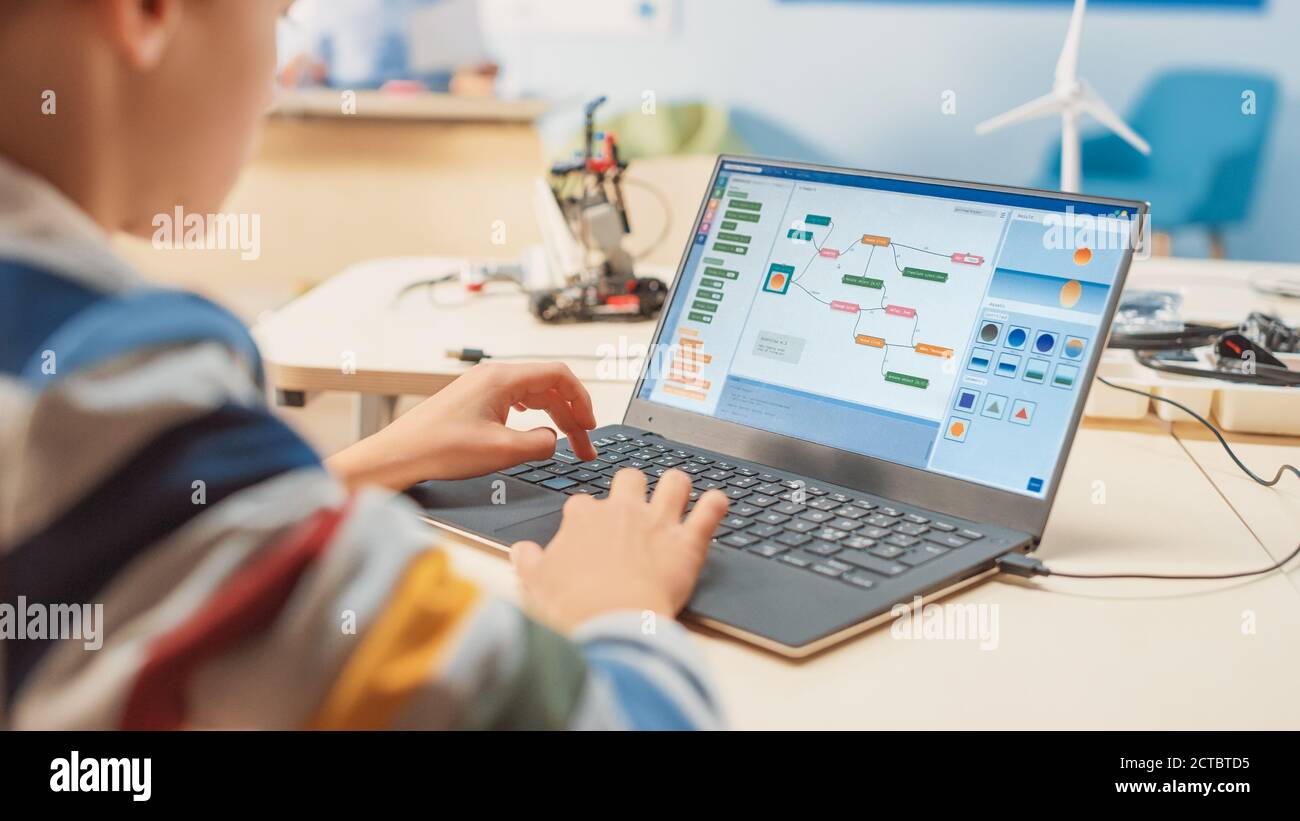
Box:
511, 469, 730, 631
327, 362, 598, 490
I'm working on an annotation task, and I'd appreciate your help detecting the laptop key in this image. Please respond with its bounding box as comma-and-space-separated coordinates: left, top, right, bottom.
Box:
812, 527, 848, 542
775, 531, 811, 547
755, 482, 784, 496
747, 523, 784, 539
828, 492, 852, 503
734, 467, 758, 477
879, 506, 904, 517
732, 503, 761, 518
866, 514, 898, 528
679, 463, 706, 475
592, 476, 614, 489
499, 465, 531, 477
856, 555, 908, 577
894, 522, 929, 537
900, 543, 950, 566
930, 521, 957, 532
579, 460, 605, 471
811, 561, 848, 579
808, 498, 840, 511
720, 533, 759, 548
721, 515, 752, 530
545, 463, 577, 475
958, 529, 984, 541
869, 544, 906, 559
756, 511, 790, 525
526, 460, 555, 468
540, 476, 578, 491
773, 502, 805, 516
704, 470, 733, 482
723, 487, 751, 501
798, 509, 834, 524
829, 518, 863, 532
518, 470, 554, 483
695, 479, 726, 491
779, 553, 811, 569
747, 494, 778, 508
833, 505, 868, 519
841, 571, 877, 590
804, 540, 841, 556
570, 469, 601, 482
902, 513, 929, 524
783, 519, 819, 534
884, 534, 920, 548
860, 526, 891, 540
747, 541, 787, 558
563, 484, 599, 495
835, 549, 879, 569
924, 532, 970, 549
728, 476, 759, 488
551, 452, 580, 464
842, 536, 877, 550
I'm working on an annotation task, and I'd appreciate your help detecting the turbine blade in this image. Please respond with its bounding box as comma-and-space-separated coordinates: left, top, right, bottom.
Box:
1079, 81, 1151, 154
975, 93, 1065, 135
1054, 0, 1088, 87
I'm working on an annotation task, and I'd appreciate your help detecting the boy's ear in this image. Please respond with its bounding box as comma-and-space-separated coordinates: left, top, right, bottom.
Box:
100, 0, 185, 70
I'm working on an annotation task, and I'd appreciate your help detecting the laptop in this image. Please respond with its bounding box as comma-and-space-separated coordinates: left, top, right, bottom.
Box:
409, 155, 1146, 657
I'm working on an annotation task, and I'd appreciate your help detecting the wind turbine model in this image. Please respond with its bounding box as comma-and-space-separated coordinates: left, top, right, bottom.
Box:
975, 0, 1150, 193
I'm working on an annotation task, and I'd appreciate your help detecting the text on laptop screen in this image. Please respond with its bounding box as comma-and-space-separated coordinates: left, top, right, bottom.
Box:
638, 161, 1136, 498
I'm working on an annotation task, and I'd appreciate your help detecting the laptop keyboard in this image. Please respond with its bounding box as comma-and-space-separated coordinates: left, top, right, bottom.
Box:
496, 432, 987, 591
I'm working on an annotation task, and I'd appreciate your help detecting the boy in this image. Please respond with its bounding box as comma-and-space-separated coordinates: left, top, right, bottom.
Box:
0, 0, 729, 729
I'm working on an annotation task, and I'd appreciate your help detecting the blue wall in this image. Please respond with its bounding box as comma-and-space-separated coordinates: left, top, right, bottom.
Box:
485, 0, 1296, 262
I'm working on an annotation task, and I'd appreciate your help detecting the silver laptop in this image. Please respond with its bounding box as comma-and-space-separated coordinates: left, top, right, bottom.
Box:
411, 155, 1146, 656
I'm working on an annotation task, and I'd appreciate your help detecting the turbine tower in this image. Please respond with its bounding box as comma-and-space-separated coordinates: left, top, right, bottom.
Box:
975, 0, 1150, 193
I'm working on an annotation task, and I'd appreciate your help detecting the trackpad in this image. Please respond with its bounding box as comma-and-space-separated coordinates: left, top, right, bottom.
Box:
407, 477, 565, 541
494, 510, 565, 546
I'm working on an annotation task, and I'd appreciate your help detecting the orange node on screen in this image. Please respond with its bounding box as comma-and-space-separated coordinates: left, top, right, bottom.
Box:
1073, 247, 1092, 266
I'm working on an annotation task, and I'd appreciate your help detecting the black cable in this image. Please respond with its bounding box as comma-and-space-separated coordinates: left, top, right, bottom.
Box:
1097, 375, 1300, 487
996, 376, 1300, 582
444, 348, 633, 364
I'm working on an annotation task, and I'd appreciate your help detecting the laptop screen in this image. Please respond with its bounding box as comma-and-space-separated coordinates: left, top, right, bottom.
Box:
637, 159, 1138, 499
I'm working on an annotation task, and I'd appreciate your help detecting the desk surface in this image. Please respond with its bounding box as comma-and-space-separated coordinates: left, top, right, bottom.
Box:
251, 158, 1300, 729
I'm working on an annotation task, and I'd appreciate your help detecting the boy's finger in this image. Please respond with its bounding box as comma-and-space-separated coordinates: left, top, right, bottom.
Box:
513, 389, 598, 462
649, 469, 691, 520
496, 426, 557, 464
609, 466, 647, 500
510, 540, 545, 584
502, 363, 598, 430
682, 489, 729, 545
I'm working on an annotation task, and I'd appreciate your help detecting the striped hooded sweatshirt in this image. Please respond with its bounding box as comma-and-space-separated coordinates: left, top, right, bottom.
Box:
0, 157, 722, 730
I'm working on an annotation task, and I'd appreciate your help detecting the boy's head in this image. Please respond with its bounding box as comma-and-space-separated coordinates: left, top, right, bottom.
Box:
0, 0, 292, 235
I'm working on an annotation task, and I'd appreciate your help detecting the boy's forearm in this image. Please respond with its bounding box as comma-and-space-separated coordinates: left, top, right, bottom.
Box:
326, 435, 421, 492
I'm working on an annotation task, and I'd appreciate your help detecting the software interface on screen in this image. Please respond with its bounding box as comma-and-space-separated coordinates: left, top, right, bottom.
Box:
639, 161, 1137, 498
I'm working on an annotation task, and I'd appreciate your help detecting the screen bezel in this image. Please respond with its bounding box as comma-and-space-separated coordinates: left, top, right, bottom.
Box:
624, 154, 1147, 538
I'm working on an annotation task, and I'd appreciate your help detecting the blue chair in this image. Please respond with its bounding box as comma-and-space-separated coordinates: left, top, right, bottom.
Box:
1037, 69, 1279, 256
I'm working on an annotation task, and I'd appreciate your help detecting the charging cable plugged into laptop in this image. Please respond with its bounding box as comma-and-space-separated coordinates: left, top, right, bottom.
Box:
997, 376, 1300, 584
